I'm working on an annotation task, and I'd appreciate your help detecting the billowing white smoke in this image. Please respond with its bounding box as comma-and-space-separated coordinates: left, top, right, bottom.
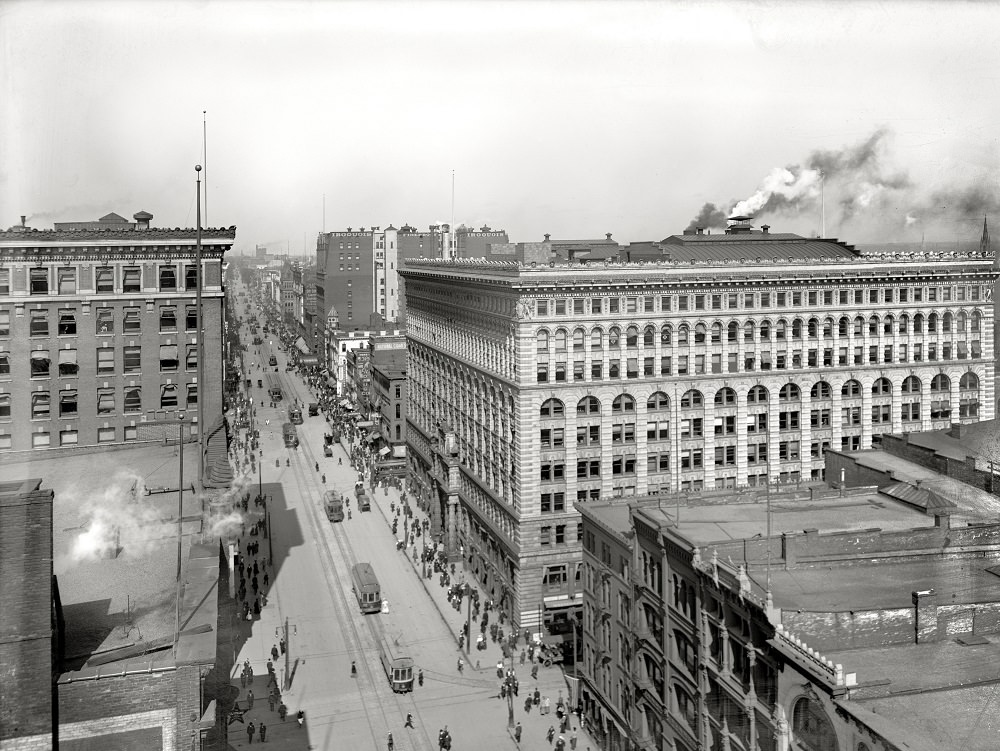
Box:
731, 166, 823, 217
205, 472, 254, 539
70, 471, 165, 561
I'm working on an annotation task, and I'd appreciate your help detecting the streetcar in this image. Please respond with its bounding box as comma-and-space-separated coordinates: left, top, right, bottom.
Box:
269, 355, 278, 366
323, 490, 344, 522
378, 634, 414, 693
350, 562, 381, 614
282, 422, 299, 448
288, 406, 303, 425
267, 373, 283, 402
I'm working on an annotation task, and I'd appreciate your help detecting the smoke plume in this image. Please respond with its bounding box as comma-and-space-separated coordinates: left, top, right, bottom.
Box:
205, 473, 254, 539
70, 471, 166, 561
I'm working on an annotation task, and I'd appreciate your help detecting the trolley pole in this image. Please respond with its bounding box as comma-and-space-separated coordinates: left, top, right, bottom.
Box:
465, 583, 473, 655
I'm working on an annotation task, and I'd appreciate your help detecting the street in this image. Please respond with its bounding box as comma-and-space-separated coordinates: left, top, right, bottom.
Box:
224, 289, 582, 751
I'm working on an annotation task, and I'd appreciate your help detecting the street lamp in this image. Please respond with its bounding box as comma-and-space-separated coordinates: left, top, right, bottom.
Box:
258, 447, 263, 501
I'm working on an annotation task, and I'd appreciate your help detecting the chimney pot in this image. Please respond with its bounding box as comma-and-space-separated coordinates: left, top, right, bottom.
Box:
606, 233, 612, 240
762, 224, 770, 234
544, 234, 551, 242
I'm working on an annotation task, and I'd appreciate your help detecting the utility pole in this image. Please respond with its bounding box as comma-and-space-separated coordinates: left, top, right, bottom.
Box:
277, 617, 297, 691
465, 583, 473, 656
174, 414, 186, 652
195, 165, 205, 488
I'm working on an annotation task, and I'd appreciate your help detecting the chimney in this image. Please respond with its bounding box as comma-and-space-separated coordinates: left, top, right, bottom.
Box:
20, 215, 26, 227
696, 227, 704, 235
347, 227, 352, 232
762, 224, 770, 234
544, 234, 551, 242
606, 233, 612, 240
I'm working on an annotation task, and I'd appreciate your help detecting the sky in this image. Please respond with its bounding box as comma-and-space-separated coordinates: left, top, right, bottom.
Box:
2, 0, 1000, 253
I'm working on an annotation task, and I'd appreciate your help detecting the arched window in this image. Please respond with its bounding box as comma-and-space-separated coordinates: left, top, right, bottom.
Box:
899, 314, 909, 334
775, 319, 787, 340
678, 325, 689, 345
647, 392, 669, 411
843, 316, 854, 337
536, 330, 549, 351
626, 326, 639, 347
744, 321, 755, 342
956, 312, 967, 333
972, 311, 982, 333
842, 379, 862, 397
661, 324, 672, 344
869, 316, 879, 336
902, 375, 921, 394
807, 318, 819, 338
680, 390, 703, 408
577, 396, 601, 415
554, 329, 567, 351
779, 383, 800, 401
612, 394, 636, 413
930, 374, 950, 393
609, 327, 621, 347
715, 387, 737, 406
573, 328, 586, 350
792, 319, 803, 339
591, 329, 604, 349
643, 326, 655, 347
792, 697, 838, 751
811, 381, 832, 399
727, 321, 738, 343
540, 398, 564, 417
883, 314, 894, 335
694, 323, 706, 344
711, 322, 722, 343
928, 312, 938, 333
960, 372, 979, 391
759, 320, 771, 341
913, 313, 924, 334
872, 377, 892, 395
748, 385, 768, 403
942, 312, 953, 333
823, 318, 834, 339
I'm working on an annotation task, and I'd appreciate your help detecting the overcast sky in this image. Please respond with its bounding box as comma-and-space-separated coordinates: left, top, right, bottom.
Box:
2, 0, 999, 252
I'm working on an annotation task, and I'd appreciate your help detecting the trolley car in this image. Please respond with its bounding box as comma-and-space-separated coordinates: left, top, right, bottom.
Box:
378, 634, 414, 693
350, 562, 381, 614
323, 490, 345, 522
282, 422, 298, 448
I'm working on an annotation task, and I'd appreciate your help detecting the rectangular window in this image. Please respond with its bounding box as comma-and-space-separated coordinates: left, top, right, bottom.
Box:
123, 308, 141, 333
159, 344, 179, 372
31, 391, 50, 418
97, 347, 115, 374
58, 349, 78, 377
95, 266, 114, 293
30, 350, 50, 378
98, 427, 115, 443
159, 265, 177, 290
123, 266, 141, 293
185, 264, 198, 290
540, 526, 551, 546
187, 384, 198, 408
96, 308, 113, 335
573, 299, 585, 315
0, 393, 9, 418
30, 310, 49, 337
124, 387, 141, 413
608, 298, 620, 314
186, 305, 198, 331
0, 269, 8, 295
160, 384, 179, 408
97, 388, 115, 415
537, 363, 548, 383
58, 267, 78, 294
0, 309, 8, 337
123, 345, 141, 373
591, 298, 602, 315
0, 353, 8, 375
58, 309, 77, 336
160, 307, 177, 332
536, 300, 548, 316
186, 345, 198, 371
59, 389, 78, 417
30, 268, 49, 295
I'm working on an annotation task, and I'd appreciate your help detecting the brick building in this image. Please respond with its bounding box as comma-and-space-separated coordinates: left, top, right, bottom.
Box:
399, 219, 997, 633
0, 213, 235, 460
370, 341, 408, 471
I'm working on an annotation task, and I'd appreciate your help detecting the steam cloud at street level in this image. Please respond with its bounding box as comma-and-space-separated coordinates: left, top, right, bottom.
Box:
684, 128, 1000, 241
206, 473, 254, 538
70, 470, 164, 561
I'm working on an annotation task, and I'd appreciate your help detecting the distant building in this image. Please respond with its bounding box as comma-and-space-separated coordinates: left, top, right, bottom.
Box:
400, 219, 997, 634
0, 213, 235, 468
370, 340, 408, 474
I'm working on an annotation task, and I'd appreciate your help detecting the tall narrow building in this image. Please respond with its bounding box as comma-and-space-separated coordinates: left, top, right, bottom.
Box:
401, 220, 998, 633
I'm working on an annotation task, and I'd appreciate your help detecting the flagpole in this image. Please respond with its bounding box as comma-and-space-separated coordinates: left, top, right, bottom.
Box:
196, 165, 205, 489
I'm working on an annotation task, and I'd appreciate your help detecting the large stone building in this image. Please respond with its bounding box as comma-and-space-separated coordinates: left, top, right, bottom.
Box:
400, 219, 997, 633
0, 213, 235, 460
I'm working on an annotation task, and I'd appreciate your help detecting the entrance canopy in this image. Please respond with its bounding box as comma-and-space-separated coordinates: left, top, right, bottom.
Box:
299, 355, 319, 365
378, 446, 391, 457
294, 337, 310, 354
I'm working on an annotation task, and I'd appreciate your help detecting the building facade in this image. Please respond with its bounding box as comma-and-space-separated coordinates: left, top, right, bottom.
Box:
316, 225, 401, 329
0, 213, 234, 454
400, 223, 997, 632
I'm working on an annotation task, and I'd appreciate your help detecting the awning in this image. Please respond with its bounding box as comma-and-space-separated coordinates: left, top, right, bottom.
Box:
357, 420, 374, 428
378, 446, 391, 457
339, 399, 351, 408
299, 355, 319, 365
295, 337, 309, 354
541, 633, 573, 644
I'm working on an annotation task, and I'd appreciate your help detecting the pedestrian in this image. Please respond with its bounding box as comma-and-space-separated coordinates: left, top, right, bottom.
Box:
418, 669, 424, 686
264, 571, 270, 587
247, 689, 254, 710
497, 660, 503, 679
556, 735, 566, 751
268, 689, 276, 711
543, 696, 551, 715
534, 687, 540, 706
259, 723, 267, 743
247, 720, 256, 744
278, 702, 287, 721
457, 658, 463, 674
531, 663, 538, 680
240, 666, 247, 688
280, 638, 286, 655
520, 649, 526, 665
547, 726, 555, 745
387, 732, 394, 751
271, 643, 279, 662
514, 722, 522, 743
570, 730, 578, 750
405, 713, 414, 728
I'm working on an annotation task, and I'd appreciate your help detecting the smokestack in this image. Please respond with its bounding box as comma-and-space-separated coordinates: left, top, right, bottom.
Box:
696, 227, 704, 235
20, 215, 26, 227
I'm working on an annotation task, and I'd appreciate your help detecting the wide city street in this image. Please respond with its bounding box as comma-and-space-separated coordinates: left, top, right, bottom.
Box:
222, 288, 585, 751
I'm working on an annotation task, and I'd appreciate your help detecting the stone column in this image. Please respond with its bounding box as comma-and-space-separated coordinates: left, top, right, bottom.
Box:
447, 493, 460, 561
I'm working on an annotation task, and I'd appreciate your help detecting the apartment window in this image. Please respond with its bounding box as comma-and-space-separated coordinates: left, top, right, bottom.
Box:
58, 309, 77, 336
715, 445, 737, 467
31, 432, 51, 448
58, 349, 78, 377
555, 525, 567, 544
31, 391, 50, 418
186, 305, 198, 330
810, 409, 831, 428
540, 463, 565, 482
117, 308, 140, 335
591, 298, 603, 314
186, 345, 198, 371
577, 425, 601, 446
609, 298, 620, 313
123, 266, 141, 292
98, 427, 115, 443
97, 347, 115, 375
540, 428, 564, 448
591, 361, 602, 380
680, 449, 702, 469
96, 308, 114, 335
0, 353, 8, 375
97, 388, 115, 415
159, 265, 177, 290
59, 389, 78, 417
124, 387, 142, 413
778, 411, 799, 430
187, 384, 198, 408
160, 384, 179, 408
96, 266, 115, 293
779, 441, 800, 460
30, 350, 50, 378
160, 307, 177, 332
0, 393, 9, 418
30, 310, 49, 337
0, 310, 8, 337
0, 269, 8, 295
30, 268, 49, 295
58, 267, 78, 294
540, 526, 551, 546
123, 346, 141, 373
536, 300, 548, 316
537, 363, 548, 383
185, 264, 198, 290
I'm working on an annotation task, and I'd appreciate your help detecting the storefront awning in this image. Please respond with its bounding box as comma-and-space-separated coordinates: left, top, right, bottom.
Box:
295, 337, 310, 354
357, 420, 374, 428
299, 355, 319, 365
339, 399, 351, 408
378, 446, 391, 457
